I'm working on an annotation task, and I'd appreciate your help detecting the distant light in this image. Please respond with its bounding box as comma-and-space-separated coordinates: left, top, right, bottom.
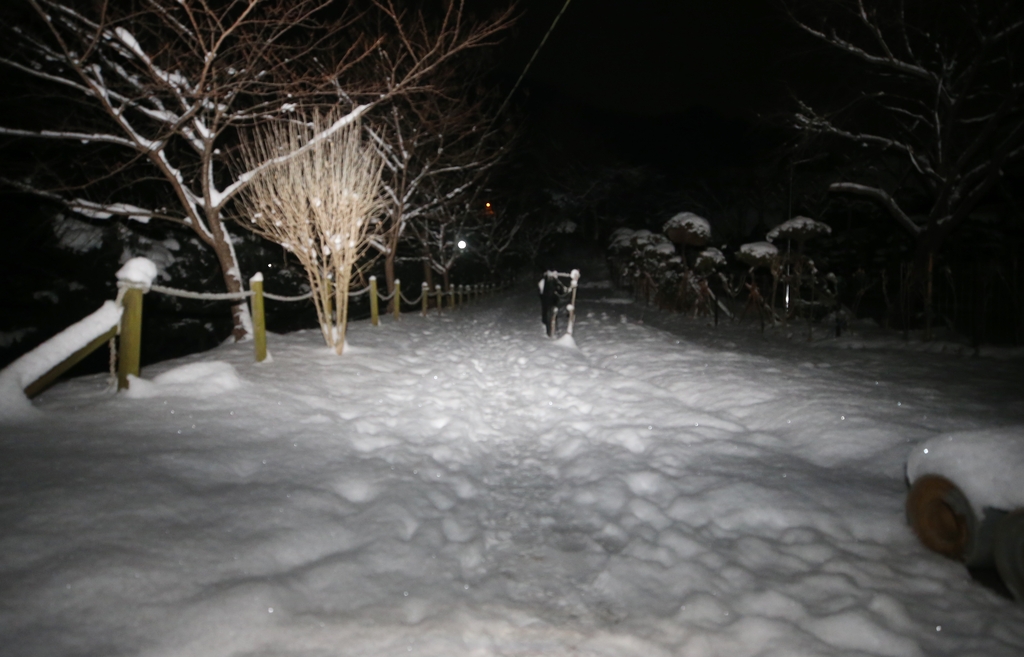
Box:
458, 240, 467, 250
485, 202, 491, 208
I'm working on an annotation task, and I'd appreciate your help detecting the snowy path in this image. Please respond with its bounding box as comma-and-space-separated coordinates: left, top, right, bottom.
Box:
2, 285, 1023, 656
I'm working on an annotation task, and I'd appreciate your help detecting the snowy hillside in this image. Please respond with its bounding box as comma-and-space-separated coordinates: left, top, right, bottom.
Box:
2, 282, 1023, 657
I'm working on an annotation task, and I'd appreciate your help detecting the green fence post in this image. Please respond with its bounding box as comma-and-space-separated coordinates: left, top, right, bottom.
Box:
117, 287, 143, 390
421, 282, 429, 316
250, 273, 267, 362
393, 279, 401, 320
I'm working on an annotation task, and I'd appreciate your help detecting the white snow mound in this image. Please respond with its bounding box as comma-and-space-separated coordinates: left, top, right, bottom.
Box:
907, 428, 1024, 514
124, 361, 244, 399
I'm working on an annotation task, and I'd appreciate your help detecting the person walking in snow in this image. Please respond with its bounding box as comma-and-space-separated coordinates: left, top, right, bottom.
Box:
539, 271, 561, 337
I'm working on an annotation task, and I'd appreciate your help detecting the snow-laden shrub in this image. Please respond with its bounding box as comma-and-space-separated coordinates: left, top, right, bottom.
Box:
766, 216, 831, 245
736, 241, 778, 269
239, 114, 384, 355
630, 229, 654, 247
609, 227, 635, 243
647, 239, 677, 257
693, 247, 726, 275
663, 212, 711, 247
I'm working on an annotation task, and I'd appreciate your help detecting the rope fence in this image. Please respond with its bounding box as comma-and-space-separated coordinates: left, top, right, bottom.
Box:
13, 257, 512, 399
115, 271, 510, 387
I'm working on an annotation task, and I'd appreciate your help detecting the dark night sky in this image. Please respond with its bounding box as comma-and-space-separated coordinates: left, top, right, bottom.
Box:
493, 0, 800, 118
478, 0, 825, 171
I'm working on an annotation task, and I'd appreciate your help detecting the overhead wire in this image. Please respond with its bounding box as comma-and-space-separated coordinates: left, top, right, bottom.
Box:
495, 0, 575, 120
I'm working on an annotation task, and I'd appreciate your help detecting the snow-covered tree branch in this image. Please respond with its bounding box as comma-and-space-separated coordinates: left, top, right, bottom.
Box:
366, 39, 513, 302
787, 0, 1024, 307
0, 0, 513, 339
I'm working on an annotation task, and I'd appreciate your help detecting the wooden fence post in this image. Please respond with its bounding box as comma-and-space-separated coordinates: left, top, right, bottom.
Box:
566, 270, 580, 336
117, 287, 143, 390
370, 276, 379, 326
250, 273, 267, 362
394, 279, 402, 320
421, 282, 429, 316
435, 284, 443, 314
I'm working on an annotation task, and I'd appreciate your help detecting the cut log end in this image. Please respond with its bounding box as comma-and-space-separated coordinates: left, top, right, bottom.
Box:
906, 474, 974, 561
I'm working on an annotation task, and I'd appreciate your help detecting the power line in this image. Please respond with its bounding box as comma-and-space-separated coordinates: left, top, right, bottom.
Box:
495, 0, 575, 119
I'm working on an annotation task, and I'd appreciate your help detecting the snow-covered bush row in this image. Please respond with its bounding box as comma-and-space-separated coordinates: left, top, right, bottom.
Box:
606, 217, 727, 317
607, 212, 841, 326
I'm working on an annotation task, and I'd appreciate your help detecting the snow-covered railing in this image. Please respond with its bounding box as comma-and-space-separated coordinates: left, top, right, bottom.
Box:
0, 302, 123, 402
2, 257, 510, 400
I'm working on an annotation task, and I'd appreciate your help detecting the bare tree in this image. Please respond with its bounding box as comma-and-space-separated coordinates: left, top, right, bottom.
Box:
787, 0, 1024, 323
467, 196, 526, 278
239, 113, 383, 354
0, 0, 512, 339
366, 50, 512, 310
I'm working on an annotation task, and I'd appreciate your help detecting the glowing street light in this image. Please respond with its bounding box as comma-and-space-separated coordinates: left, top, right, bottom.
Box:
457, 240, 467, 250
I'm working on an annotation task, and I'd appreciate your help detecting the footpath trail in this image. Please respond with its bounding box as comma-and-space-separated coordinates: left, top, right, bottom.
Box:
1, 280, 1023, 657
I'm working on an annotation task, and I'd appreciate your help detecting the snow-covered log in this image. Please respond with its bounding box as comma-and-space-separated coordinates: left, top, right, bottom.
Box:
0, 301, 122, 418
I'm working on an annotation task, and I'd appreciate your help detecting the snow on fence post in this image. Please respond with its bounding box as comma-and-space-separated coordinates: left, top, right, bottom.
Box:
567, 269, 580, 336
435, 285, 443, 314
421, 282, 429, 316
393, 280, 401, 320
115, 258, 157, 390
250, 273, 267, 363
369, 276, 379, 327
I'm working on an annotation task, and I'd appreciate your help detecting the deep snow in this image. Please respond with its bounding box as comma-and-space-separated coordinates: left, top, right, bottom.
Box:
2, 278, 1023, 657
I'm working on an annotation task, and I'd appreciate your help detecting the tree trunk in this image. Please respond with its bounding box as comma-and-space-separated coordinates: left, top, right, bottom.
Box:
208, 220, 253, 342
910, 225, 949, 339
422, 247, 434, 305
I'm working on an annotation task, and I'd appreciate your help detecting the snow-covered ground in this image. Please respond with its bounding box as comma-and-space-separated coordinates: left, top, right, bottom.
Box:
2, 276, 1024, 657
